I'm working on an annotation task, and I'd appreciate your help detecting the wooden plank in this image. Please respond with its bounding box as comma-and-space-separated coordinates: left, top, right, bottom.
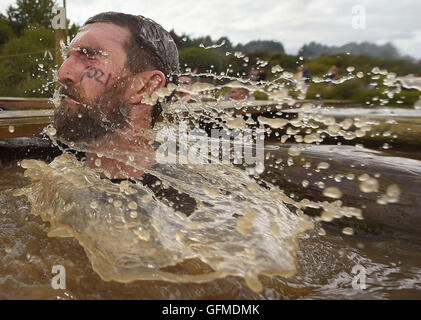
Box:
0, 97, 54, 110
0, 99, 356, 139
0, 97, 354, 111
0, 122, 50, 139
169, 99, 355, 112
0, 109, 53, 139
0, 109, 54, 120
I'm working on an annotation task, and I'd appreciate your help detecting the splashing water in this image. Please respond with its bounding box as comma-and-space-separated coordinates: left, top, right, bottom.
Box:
11, 48, 421, 297
17, 153, 313, 291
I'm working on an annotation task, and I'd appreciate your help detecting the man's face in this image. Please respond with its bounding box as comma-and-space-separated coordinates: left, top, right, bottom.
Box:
176, 76, 192, 98
54, 23, 132, 144
229, 87, 249, 100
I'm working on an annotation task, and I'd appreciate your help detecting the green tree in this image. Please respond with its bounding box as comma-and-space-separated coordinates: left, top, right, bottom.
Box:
0, 25, 55, 97
67, 22, 79, 40
7, 0, 57, 35
0, 14, 15, 47
179, 47, 228, 73
235, 40, 284, 54
0, 0, 80, 97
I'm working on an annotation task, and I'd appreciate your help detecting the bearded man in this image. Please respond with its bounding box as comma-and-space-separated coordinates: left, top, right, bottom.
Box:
54, 12, 179, 179
54, 12, 196, 215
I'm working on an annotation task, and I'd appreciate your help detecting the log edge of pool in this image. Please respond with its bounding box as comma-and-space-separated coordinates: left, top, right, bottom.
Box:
1, 136, 420, 237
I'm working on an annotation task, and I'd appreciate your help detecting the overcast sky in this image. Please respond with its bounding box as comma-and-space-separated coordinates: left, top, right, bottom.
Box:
1, 0, 420, 59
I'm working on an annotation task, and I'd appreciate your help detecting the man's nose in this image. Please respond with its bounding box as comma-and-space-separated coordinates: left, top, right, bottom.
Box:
57, 55, 83, 85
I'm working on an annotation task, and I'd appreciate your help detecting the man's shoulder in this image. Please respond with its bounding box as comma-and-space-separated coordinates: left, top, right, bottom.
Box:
111, 169, 197, 217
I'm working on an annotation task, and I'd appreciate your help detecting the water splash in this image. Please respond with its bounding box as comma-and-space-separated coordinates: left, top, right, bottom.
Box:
14, 49, 421, 295
18, 153, 312, 291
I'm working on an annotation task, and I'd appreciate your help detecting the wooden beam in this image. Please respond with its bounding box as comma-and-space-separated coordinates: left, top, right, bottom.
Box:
0, 97, 54, 110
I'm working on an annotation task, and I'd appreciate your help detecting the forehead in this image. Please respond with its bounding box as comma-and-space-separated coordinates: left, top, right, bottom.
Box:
70, 23, 131, 64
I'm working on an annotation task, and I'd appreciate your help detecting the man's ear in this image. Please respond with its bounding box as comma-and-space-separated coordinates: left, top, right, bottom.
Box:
126, 70, 166, 105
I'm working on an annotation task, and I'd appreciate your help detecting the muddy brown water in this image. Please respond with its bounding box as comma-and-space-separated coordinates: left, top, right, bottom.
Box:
1, 141, 420, 299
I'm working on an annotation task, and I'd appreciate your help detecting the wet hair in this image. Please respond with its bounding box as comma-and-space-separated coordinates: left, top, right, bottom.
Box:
84, 12, 180, 126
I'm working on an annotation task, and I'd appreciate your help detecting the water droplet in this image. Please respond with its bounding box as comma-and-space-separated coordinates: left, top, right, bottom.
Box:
304, 133, 320, 144
342, 227, 354, 235
271, 65, 283, 73
281, 135, 289, 143
323, 187, 342, 199
328, 124, 341, 135
346, 174, 355, 180
358, 173, 370, 182
128, 201, 138, 210
317, 162, 330, 170
90, 201, 98, 209
359, 178, 379, 193
47, 127, 57, 136
245, 275, 263, 292
383, 184, 401, 203
8, 125, 15, 133
340, 119, 353, 130
288, 146, 301, 157
141, 195, 152, 203
135, 228, 150, 241
94, 159, 101, 167
318, 228, 326, 236
129, 211, 138, 219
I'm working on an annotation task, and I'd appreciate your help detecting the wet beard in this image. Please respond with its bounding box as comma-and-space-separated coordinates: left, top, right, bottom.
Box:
54, 86, 131, 145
